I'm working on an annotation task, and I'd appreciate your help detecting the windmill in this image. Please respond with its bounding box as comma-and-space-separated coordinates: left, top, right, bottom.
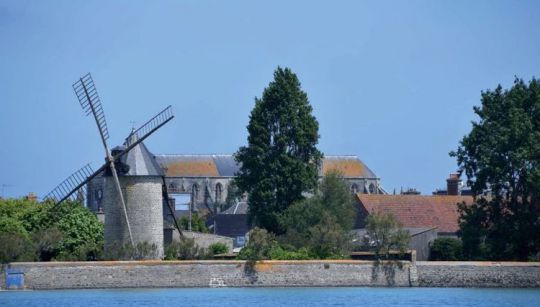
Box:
45, 73, 183, 257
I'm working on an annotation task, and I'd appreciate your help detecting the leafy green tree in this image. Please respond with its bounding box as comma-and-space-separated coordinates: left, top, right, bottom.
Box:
452, 78, 540, 260
365, 212, 410, 260
237, 227, 276, 260
278, 171, 356, 258
32, 227, 64, 261
0, 198, 103, 261
179, 212, 208, 233
0, 233, 35, 263
52, 201, 104, 260
235, 67, 323, 234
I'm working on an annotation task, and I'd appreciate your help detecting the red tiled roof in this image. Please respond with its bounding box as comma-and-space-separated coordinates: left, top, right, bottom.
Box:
356, 194, 474, 233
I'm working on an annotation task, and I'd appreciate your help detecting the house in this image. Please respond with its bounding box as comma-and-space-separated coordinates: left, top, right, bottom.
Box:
354, 193, 473, 260
355, 194, 473, 236
210, 202, 250, 247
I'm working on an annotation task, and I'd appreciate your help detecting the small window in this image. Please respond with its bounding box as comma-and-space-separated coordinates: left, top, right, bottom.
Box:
351, 184, 358, 194
215, 183, 223, 202
192, 184, 199, 202
95, 189, 103, 200
369, 183, 376, 194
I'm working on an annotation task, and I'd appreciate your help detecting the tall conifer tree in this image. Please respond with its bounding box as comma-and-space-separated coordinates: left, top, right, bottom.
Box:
235, 67, 323, 234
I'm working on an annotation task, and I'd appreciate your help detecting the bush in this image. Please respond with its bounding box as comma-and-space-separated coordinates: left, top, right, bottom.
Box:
0, 232, 35, 263
237, 228, 275, 260
365, 212, 410, 260
208, 242, 229, 255
277, 172, 356, 259
179, 213, 208, 233
32, 227, 63, 261
165, 238, 209, 260
429, 238, 463, 261
104, 241, 159, 260
268, 246, 311, 260
0, 198, 104, 262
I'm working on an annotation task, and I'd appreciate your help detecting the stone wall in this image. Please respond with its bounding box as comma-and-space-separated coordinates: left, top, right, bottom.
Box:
2, 261, 539, 290
416, 261, 540, 288
3, 261, 411, 289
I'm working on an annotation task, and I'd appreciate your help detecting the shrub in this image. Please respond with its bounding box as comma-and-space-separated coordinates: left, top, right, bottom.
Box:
277, 172, 356, 259
365, 212, 410, 260
165, 238, 209, 260
237, 228, 275, 260
429, 238, 463, 261
208, 242, 229, 255
268, 246, 311, 260
32, 227, 63, 261
0, 232, 35, 263
104, 241, 159, 260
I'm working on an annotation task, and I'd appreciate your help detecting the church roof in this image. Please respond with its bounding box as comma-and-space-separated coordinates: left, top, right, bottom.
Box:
356, 194, 474, 233
117, 132, 164, 176
155, 154, 237, 177
322, 155, 377, 178
154, 154, 378, 179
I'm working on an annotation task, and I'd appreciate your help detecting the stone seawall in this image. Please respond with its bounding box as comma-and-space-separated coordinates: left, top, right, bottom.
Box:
2, 261, 539, 290
416, 261, 540, 288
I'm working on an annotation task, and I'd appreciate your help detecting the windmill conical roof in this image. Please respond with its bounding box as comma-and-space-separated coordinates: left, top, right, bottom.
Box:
118, 131, 164, 176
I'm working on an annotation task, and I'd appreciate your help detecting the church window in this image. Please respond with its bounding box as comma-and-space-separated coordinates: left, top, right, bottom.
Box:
215, 183, 223, 202
96, 189, 103, 200
192, 184, 199, 202
351, 183, 358, 194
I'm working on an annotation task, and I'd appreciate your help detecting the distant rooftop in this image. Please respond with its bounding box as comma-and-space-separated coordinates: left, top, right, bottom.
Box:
356, 194, 474, 233
154, 154, 378, 179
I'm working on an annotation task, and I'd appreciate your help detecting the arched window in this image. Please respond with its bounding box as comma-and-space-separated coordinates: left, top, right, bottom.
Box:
351, 183, 358, 194
191, 184, 199, 203
95, 189, 103, 200
369, 183, 376, 194
215, 183, 223, 202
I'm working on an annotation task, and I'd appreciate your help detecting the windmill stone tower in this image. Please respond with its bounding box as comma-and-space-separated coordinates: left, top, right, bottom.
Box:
103, 132, 165, 258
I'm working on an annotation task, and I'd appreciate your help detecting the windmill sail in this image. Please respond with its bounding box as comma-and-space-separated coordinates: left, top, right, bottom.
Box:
73, 73, 109, 141
44, 163, 106, 205
117, 105, 174, 157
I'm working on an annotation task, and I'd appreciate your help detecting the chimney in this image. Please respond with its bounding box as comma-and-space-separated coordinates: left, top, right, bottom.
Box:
26, 192, 38, 202
446, 173, 460, 195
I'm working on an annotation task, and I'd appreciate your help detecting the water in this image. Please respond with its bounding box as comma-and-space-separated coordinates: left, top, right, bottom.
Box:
1, 287, 540, 307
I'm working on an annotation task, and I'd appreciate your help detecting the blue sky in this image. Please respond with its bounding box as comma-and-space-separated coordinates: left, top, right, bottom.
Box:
0, 0, 539, 198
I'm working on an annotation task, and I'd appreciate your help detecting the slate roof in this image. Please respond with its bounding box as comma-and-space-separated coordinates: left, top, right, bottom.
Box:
221, 202, 248, 215
154, 154, 377, 178
118, 132, 164, 176
213, 214, 249, 238
356, 194, 474, 233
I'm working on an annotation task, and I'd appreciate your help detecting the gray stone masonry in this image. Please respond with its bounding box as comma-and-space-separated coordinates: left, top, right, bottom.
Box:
416, 261, 540, 288
2, 261, 539, 290
4, 261, 412, 289
104, 176, 164, 258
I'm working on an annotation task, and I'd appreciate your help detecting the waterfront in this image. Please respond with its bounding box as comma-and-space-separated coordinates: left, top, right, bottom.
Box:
1, 287, 540, 307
